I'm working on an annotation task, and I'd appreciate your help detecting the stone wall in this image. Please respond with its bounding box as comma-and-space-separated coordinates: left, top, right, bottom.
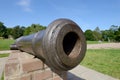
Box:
4, 50, 67, 80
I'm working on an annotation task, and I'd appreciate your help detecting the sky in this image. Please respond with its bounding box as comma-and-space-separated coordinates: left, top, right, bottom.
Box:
0, 0, 120, 31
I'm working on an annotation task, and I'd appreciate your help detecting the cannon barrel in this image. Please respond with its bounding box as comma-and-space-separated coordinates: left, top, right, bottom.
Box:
10, 19, 86, 71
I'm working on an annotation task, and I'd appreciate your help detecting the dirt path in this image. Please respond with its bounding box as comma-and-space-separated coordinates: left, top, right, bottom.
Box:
87, 43, 120, 49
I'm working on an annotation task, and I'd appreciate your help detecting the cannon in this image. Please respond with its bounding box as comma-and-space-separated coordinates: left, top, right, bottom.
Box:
10, 18, 86, 71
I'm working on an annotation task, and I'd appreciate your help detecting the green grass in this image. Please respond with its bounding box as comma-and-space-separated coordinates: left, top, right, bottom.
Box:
0, 53, 9, 58
81, 49, 120, 79
1, 73, 4, 80
87, 41, 108, 44
0, 39, 14, 50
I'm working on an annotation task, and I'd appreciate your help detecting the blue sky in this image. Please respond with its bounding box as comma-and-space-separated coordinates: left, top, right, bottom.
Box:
0, 0, 120, 31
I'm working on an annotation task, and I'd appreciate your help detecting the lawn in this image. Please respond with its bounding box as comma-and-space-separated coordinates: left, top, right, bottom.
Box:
0, 39, 14, 50
0, 53, 9, 58
81, 49, 120, 79
0, 73, 4, 80
87, 41, 108, 44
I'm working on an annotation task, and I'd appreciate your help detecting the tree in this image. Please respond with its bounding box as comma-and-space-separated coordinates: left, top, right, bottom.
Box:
24, 24, 46, 35
30, 24, 46, 33
114, 26, 120, 42
12, 26, 25, 39
101, 25, 120, 42
118, 26, 120, 31
24, 27, 31, 35
110, 25, 119, 32
6, 28, 13, 38
115, 34, 120, 42
93, 31, 102, 41
84, 29, 95, 41
0, 22, 7, 38
93, 27, 102, 40
94, 26, 101, 33
101, 30, 109, 41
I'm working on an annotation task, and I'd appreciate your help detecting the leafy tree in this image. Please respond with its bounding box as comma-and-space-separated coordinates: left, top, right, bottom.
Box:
93, 27, 102, 40
12, 26, 25, 39
114, 26, 120, 42
5, 28, 13, 38
24, 24, 46, 35
93, 31, 102, 41
110, 25, 119, 32
108, 26, 117, 42
101, 30, 109, 41
30, 24, 46, 33
118, 26, 120, 31
6, 28, 13, 35
0, 22, 7, 38
94, 26, 101, 33
115, 34, 120, 42
24, 27, 31, 35
84, 29, 95, 41
102, 30, 115, 41
101, 25, 120, 42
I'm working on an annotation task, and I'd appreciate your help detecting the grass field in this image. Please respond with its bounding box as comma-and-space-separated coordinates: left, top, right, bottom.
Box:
1, 73, 4, 80
0, 53, 9, 58
0, 39, 14, 50
87, 41, 108, 44
81, 49, 120, 79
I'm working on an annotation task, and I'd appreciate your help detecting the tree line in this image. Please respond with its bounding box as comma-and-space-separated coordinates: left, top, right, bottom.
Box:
0, 21, 120, 42
0, 21, 46, 39
84, 25, 120, 42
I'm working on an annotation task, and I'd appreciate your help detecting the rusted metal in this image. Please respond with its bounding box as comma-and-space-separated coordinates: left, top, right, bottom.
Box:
10, 18, 86, 71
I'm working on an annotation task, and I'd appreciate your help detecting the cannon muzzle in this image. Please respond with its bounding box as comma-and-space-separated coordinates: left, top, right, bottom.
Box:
10, 19, 86, 71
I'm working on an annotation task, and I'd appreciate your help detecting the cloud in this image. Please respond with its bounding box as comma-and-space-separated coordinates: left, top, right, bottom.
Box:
17, 0, 32, 12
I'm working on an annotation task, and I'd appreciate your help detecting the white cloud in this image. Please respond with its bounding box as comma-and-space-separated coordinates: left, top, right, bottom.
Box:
17, 0, 32, 12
